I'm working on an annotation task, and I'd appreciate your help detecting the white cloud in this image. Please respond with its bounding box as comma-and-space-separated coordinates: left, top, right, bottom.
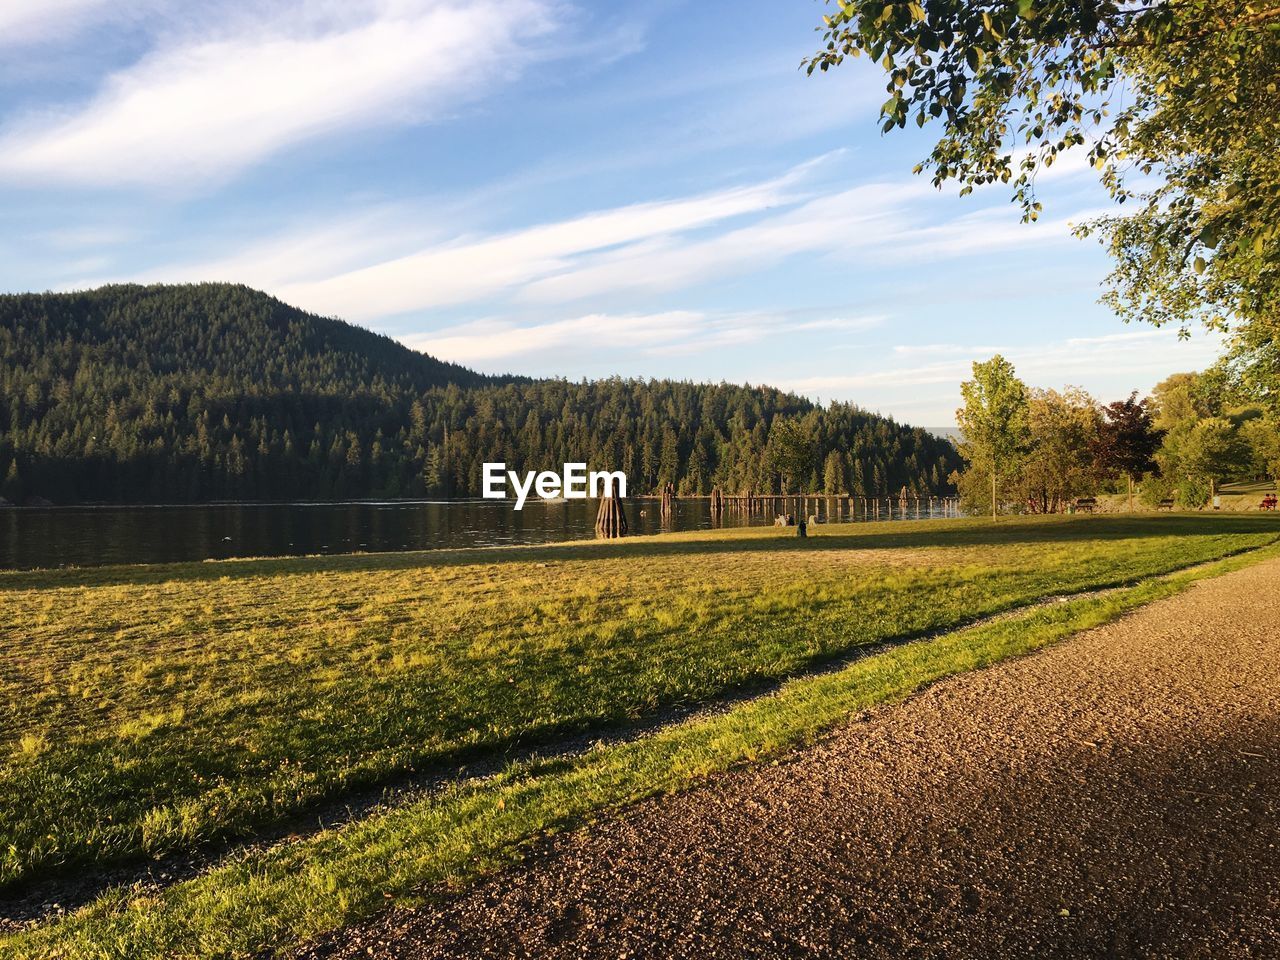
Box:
271, 175, 1074, 322
167, 170, 805, 317
892, 343, 1002, 357
772, 328, 1226, 423
515, 183, 1085, 305
404, 310, 885, 367
90, 152, 1090, 323
406, 311, 703, 364
0, 0, 558, 187
133, 207, 441, 293
39, 224, 143, 250
1064, 329, 1168, 348
0, 0, 115, 43
643, 313, 884, 357
64, 158, 815, 304
512, 182, 920, 304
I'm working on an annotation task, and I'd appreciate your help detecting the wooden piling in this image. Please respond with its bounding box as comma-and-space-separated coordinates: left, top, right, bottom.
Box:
710, 487, 724, 514
595, 494, 628, 538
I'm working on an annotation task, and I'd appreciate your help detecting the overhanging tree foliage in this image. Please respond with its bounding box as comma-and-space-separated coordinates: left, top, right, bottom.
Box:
809, 1, 1280, 408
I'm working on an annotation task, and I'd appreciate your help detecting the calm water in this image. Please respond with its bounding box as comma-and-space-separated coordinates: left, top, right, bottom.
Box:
0, 497, 955, 569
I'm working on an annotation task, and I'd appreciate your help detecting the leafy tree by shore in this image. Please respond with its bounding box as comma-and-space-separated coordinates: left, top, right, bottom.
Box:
1019, 387, 1101, 514
1148, 370, 1269, 505
950, 362, 1276, 513
1092, 393, 1163, 510
955, 355, 1031, 518
768, 418, 817, 501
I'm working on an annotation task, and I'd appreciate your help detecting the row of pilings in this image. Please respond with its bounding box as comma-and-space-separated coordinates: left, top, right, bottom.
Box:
597, 490, 962, 538
707, 492, 963, 523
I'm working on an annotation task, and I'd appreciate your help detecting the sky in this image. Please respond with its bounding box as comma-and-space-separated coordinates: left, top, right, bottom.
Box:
0, 0, 1224, 427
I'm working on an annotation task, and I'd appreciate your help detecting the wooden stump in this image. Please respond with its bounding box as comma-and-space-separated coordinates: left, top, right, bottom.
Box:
660, 482, 676, 519
595, 495, 628, 538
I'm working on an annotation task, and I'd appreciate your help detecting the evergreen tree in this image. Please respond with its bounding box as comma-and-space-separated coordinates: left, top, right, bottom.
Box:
2, 460, 22, 503
822, 449, 847, 495
0, 284, 961, 504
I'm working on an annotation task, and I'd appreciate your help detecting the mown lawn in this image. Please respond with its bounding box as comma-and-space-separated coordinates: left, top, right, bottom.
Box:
2, 514, 1277, 894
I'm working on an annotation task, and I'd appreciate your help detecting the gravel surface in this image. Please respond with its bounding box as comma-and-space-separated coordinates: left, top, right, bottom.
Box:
298, 558, 1280, 959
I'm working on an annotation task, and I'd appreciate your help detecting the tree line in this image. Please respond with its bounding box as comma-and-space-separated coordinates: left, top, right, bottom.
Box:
0, 284, 960, 505
954, 355, 1280, 516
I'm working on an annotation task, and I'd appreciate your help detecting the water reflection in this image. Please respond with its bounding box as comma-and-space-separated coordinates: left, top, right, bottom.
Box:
0, 496, 958, 569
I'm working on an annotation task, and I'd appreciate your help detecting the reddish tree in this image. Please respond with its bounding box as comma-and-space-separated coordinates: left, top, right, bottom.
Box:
1092, 393, 1164, 511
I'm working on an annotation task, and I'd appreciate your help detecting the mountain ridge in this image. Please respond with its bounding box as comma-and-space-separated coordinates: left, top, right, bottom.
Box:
0, 283, 959, 504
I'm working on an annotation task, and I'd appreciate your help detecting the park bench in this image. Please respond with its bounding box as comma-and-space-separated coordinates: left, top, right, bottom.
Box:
1262, 494, 1278, 511
1157, 498, 1175, 511
1073, 497, 1098, 513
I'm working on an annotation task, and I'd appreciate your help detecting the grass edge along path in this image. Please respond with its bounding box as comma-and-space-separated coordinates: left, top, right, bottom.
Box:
8, 542, 1279, 960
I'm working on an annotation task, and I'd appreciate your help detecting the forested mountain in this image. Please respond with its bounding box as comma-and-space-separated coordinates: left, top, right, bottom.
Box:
0, 284, 958, 503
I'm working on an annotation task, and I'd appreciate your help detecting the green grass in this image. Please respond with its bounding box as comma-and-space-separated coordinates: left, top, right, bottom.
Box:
1, 515, 1277, 897
7, 531, 1278, 960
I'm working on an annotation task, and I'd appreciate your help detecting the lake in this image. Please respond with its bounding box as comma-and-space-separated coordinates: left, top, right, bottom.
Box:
0, 497, 957, 569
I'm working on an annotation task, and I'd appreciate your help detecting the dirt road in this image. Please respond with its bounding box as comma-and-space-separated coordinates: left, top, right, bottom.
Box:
300, 557, 1280, 959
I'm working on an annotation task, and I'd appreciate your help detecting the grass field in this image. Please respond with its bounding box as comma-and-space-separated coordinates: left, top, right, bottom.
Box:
3, 513, 1278, 906
2, 522, 1280, 957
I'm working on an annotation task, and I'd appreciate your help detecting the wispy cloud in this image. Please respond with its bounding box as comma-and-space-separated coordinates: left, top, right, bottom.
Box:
115, 167, 809, 315
405, 310, 884, 368
511, 182, 920, 304
405, 311, 703, 365
0, 0, 116, 43
1064, 329, 1169, 348
773, 329, 1225, 404
113, 155, 1084, 322
891, 343, 1002, 358
38, 224, 143, 250
0, 0, 560, 187
514, 184, 1084, 305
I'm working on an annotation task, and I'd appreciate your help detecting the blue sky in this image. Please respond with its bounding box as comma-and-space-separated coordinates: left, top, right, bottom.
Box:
0, 0, 1223, 426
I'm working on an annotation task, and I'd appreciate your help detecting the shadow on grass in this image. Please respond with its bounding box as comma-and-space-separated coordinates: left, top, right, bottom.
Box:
0, 550, 1207, 913
3, 513, 1278, 592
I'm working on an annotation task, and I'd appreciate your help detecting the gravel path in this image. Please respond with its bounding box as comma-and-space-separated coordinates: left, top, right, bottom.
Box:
300, 557, 1280, 959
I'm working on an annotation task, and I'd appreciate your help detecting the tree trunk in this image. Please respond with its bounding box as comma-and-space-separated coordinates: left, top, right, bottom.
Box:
1127, 473, 1133, 512
991, 463, 997, 521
